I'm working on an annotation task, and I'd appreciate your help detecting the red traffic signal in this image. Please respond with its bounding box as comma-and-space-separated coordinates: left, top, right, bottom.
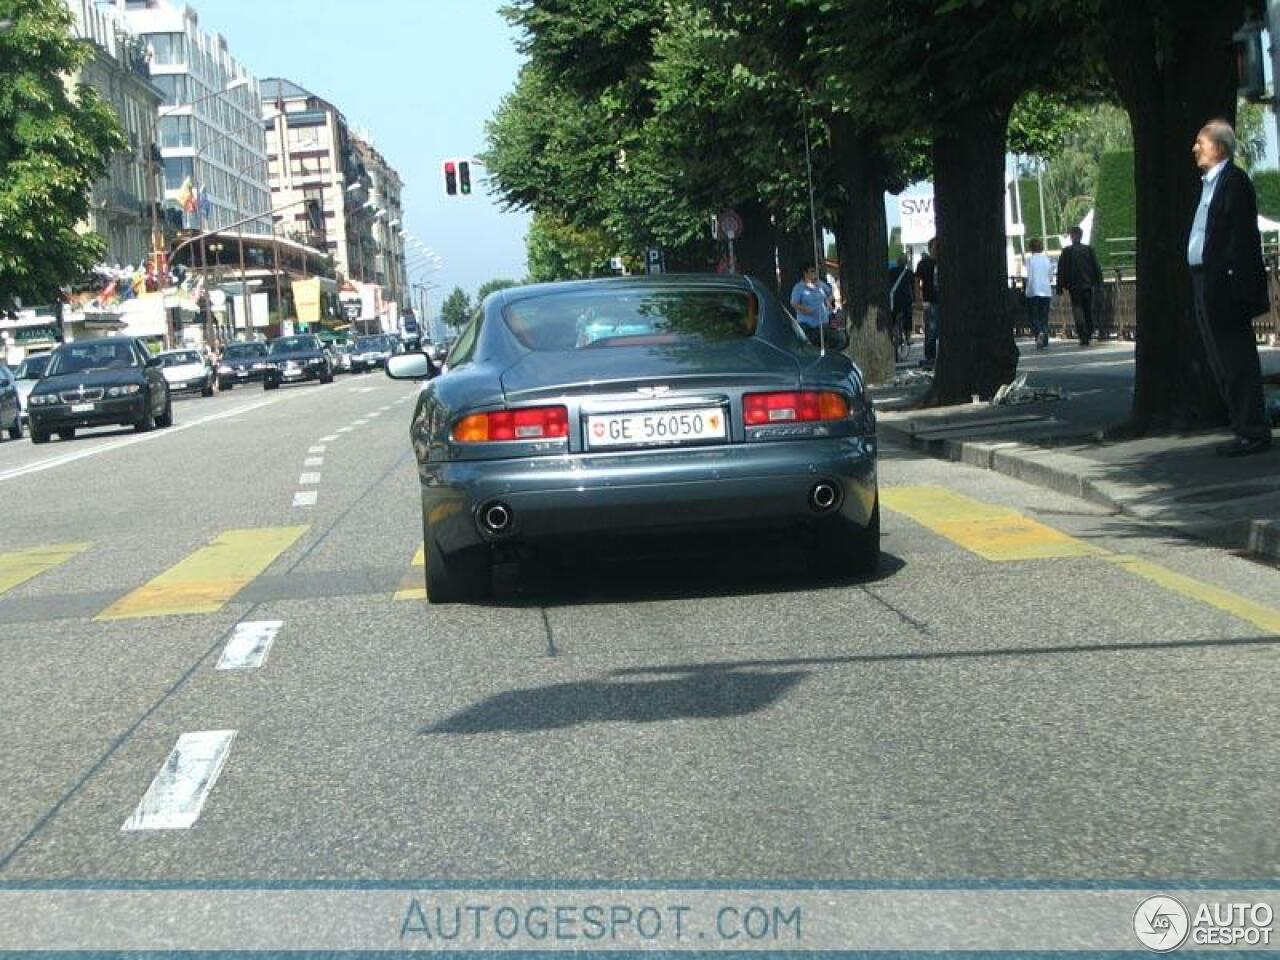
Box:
443, 161, 457, 196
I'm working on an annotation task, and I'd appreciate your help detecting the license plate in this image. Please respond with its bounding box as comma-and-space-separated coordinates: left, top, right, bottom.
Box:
70, 402, 94, 413
586, 407, 726, 448
172, 381, 187, 390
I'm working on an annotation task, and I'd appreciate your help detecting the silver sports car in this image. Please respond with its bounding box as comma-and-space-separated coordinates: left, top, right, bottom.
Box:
385, 274, 879, 602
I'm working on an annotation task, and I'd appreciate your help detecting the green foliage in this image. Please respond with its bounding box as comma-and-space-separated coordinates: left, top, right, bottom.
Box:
1030, 103, 1131, 242
1091, 150, 1136, 269
0, 0, 128, 307
1236, 99, 1267, 172
525, 212, 615, 282
1253, 170, 1280, 220
439, 287, 471, 330
475, 278, 520, 303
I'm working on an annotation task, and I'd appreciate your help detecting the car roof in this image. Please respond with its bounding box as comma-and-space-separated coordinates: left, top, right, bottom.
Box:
490, 273, 757, 304
55, 336, 140, 347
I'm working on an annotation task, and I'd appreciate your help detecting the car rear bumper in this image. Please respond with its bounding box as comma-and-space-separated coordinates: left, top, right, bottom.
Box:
420, 435, 878, 554
265, 367, 324, 384
219, 370, 265, 385
29, 395, 145, 430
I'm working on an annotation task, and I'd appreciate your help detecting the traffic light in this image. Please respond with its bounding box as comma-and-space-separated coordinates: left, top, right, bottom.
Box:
1234, 22, 1266, 101
443, 160, 457, 196
459, 160, 471, 195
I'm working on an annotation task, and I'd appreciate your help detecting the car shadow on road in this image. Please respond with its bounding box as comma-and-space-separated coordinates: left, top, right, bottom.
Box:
421, 667, 809, 735
486, 533, 906, 608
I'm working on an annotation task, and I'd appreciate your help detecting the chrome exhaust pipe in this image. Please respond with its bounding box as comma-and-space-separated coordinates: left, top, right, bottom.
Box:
479, 501, 513, 535
809, 482, 839, 512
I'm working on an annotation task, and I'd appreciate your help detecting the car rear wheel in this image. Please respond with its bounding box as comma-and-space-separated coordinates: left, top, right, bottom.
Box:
264, 380, 278, 391
424, 532, 491, 604
56, 428, 76, 441
815, 497, 880, 578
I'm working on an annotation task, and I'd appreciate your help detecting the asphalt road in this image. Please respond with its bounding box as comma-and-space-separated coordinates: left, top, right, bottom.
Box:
1, 365, 1278, 886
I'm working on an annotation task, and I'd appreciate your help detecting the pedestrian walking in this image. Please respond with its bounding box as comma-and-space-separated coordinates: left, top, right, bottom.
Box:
1056, 225, 1103, 345
790, 262, 832, 347
889, 253, 914, 345
1187, 118, 1273, 457
915, 238, 940, 366
1024, 237, 1053, 349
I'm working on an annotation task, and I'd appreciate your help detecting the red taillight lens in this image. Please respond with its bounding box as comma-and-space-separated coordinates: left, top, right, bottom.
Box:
743, 391, 849, 426
451, 406, 568, 442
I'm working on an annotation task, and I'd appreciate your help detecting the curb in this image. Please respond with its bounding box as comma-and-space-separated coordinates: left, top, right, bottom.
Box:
879, 420, 1280, 565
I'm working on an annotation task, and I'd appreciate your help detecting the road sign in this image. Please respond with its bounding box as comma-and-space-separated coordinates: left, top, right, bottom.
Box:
717, 209, 743, 240
646, 247, 664, 275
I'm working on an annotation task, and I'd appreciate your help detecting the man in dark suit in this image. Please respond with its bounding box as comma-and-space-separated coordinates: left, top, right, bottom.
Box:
1188, 118, 1272, 457
1056, 226, 1103, 345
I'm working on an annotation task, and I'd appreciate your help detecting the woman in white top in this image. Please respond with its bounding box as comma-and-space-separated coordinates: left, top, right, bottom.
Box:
1024, 237, 1054, 349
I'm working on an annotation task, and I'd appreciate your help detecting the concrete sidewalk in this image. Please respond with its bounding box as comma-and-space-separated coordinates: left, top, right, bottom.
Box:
871, 350, 1280, 564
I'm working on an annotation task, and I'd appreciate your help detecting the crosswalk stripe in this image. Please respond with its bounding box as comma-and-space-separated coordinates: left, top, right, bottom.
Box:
882, 486, 1106, 561
292, 490, 318, 508
393, 543, 426, 601
217, 620, 283, 670
122, 730, 236, 831
0, 542, 90, 595
96, 526, 309, 620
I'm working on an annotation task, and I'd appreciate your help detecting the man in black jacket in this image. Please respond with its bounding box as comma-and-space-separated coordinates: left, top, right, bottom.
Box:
1188, 118, 1272, 457
1056, 226, 1103, 345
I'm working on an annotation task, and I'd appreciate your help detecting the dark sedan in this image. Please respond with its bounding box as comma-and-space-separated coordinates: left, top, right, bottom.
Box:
263, 334, 333, 389
25, 337, 172, 443
385, 274, 879, 602
216, 341, 270, 390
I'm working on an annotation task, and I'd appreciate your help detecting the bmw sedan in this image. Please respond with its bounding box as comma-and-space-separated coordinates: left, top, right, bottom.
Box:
263, 334, 333, 389
26, 337, 172, 443
156, 348, 215, 397
350, 334, 398, 373
385, 274, 879, 602
216, 341, 270, 390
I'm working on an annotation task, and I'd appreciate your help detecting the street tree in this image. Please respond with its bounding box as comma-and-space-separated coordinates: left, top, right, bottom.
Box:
475, 277, 520, 303
439, 287, 471, 331
0, 0, 127, 308
525, 212, 616, 282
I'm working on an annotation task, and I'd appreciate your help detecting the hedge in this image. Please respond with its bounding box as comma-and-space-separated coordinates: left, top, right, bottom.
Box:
1091, 150, 1136, 269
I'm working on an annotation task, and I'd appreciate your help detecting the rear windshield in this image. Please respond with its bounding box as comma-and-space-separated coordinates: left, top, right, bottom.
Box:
503, 288, 759, 352
160, 351, 201, 366
269, 336, 316, 354
355, 336, 389, 350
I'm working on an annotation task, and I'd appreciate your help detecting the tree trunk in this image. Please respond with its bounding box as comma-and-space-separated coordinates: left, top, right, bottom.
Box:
733, 198, 777, 285
929, 101, 1019, 404
776, 220, 811, 302
830, 115, 890, 331
1102, 1, 1241, 432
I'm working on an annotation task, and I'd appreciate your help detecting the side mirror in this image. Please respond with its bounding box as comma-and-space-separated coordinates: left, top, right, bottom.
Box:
385, 353, 430, 380
145, 356, 162, 368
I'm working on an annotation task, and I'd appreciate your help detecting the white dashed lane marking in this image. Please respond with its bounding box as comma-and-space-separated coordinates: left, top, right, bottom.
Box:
217, 620, 283, 670
121, 730, 237, 831
298, 473, 321, 485
336, 427, 353, 434
303, 457, 323, 467
307, 445, 326, 454
319, 434, 339, 442
353, 420, 368, 426
292, 491, 318, 507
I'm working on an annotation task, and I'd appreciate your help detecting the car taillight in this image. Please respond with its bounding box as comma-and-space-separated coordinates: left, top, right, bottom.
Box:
452, 405, 569, 442
743, 391, 849, 426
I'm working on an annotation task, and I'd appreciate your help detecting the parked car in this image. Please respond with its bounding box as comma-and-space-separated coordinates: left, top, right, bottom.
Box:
263, 334, 333, 389
13, 353, 50, 426
25, 336, 172, 443
156, 348, 215, 397
332, 342, 354, 374
0, 364, 22, 441
216, 341, 270, 390
384, 274, 879, 602
349, 334, 398, 372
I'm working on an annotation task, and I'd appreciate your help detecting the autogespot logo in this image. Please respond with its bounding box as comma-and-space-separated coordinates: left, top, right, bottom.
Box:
1134, 896, 1190, 952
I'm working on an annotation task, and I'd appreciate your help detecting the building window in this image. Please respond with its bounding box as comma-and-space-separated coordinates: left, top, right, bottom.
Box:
159, 115, 192, 149
149, 33, 188, 66
151, 74, 188, 107
163, 156, 194, 190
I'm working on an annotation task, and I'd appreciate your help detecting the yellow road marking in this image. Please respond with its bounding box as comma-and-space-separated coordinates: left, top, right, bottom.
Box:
1104, 554, 1280, 636
96, 526, 309, 620
0, 543, 90, 595
881, 486, 1106, 561
392, 543, 426, 601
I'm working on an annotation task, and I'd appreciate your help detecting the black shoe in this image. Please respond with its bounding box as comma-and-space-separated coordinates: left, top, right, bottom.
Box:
1216, 437, 1272, 457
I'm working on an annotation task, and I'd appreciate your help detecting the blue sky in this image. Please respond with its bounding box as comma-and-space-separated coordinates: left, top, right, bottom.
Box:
197, 0, 531, 316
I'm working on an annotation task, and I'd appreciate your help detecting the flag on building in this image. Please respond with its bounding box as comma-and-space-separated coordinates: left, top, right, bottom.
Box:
178, 177, 196, 214
198, 185, 212, 221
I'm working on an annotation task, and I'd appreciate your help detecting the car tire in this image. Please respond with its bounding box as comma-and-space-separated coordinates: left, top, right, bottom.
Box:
31, 425, 49, 444
424, 534, 491, 604
134, 398, 156, 433
320, 369, 333, 384
201, 382, 214, 398
7, 415, 21, 441
56, 428, 76, 441
220, 380, 232, 391
264, 380, 278, 391
155, 394, 173, 428
816, 497, 880, 578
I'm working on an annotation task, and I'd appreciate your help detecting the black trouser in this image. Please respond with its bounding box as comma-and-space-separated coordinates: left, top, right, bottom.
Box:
1191, 270, 1271, 442
1067, 286, 1094, 344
